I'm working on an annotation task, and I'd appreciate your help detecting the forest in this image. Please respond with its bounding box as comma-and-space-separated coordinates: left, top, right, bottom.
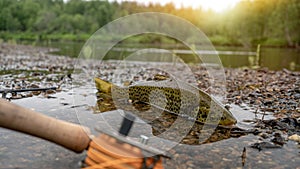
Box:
0, 0, 299, 47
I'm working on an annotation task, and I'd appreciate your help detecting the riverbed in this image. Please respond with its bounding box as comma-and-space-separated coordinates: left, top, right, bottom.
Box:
0, 43, 299, 169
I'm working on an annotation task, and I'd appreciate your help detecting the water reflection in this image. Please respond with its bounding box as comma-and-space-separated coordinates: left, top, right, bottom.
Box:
217, 47, 300, 71
38, 41, 300, 71
259, 47, 300, 71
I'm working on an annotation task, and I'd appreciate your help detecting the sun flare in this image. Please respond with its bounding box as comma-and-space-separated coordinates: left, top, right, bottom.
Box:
116, 0, 242, 12
191, 0, 242, 12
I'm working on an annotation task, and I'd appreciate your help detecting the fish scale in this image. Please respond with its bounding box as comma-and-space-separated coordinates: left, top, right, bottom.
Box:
95, 77, 237, 126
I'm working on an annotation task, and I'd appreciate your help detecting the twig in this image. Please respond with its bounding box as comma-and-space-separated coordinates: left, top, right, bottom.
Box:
254, 107, 259, 119
241, 147, 246, 166
0, 87, 57, 98
262, 109, 266, 121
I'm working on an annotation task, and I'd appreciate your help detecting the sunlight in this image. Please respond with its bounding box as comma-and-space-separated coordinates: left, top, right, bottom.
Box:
116, 0, 242, 12
193, 0, 242, 12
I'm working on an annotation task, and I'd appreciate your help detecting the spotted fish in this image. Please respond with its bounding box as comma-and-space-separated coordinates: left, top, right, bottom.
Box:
95, 77, 237, 126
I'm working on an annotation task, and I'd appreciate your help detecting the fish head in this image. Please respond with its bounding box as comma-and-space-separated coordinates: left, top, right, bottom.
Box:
219, 109, 237, 125
95, 77, 112, 94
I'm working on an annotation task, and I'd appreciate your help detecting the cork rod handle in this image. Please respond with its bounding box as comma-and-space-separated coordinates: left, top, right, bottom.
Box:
0, 99, 91, 153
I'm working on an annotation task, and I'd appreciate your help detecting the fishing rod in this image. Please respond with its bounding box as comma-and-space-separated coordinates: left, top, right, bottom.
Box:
0, 87, 57, 98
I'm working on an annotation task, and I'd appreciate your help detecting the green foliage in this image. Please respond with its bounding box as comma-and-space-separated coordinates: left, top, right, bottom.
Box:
209, 35, 232, 46
0, 0, 299, 47
227, 0, 299, 47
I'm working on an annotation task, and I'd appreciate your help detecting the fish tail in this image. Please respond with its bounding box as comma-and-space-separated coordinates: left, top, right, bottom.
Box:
94, 77, 113, 94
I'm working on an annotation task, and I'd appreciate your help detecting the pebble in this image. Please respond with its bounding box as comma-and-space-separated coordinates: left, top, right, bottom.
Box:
226, 68, 300, 118
222, 158, 232, 161
258, 132, 269, 139
288, 134, 300, 142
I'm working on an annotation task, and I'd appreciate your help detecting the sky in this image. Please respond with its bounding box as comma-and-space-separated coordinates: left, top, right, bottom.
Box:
113, 0, 242, 12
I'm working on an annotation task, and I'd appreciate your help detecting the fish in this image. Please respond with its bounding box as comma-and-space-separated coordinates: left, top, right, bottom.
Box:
94, 77, 237, 126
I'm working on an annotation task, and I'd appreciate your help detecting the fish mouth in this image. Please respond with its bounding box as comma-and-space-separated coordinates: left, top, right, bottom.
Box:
225, 119, 237, 125
219, 111, 237, 126
221, 117, 237, 125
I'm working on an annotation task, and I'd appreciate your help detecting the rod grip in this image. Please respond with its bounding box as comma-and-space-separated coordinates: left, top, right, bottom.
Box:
0, 99, 91, 153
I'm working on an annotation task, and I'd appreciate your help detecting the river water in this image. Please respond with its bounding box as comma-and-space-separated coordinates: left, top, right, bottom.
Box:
33, 41, 300, 71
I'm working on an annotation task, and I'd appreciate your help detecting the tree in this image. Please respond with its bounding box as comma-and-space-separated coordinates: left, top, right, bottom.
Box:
9, 0, 41, 31
33, 11, 57, 33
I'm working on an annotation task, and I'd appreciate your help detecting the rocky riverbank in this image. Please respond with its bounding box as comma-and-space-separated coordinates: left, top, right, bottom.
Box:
0, 43, 299, 169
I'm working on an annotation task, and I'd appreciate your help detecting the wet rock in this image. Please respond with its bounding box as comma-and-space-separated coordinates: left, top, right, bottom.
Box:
258, 132, 269, 139
225, 67, 300, 118
288, 134, 300, 143
251, 142, 282, 151
260, 118, 296, 132
271, 133, 286, 145
46, 90, 56, 94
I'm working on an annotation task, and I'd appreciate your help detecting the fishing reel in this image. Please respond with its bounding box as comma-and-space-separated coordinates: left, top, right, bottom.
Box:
82, 113, 170, 169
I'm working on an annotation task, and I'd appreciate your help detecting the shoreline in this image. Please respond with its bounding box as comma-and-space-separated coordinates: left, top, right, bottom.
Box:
0, 43, 299, 169
2, 33, 299, 48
